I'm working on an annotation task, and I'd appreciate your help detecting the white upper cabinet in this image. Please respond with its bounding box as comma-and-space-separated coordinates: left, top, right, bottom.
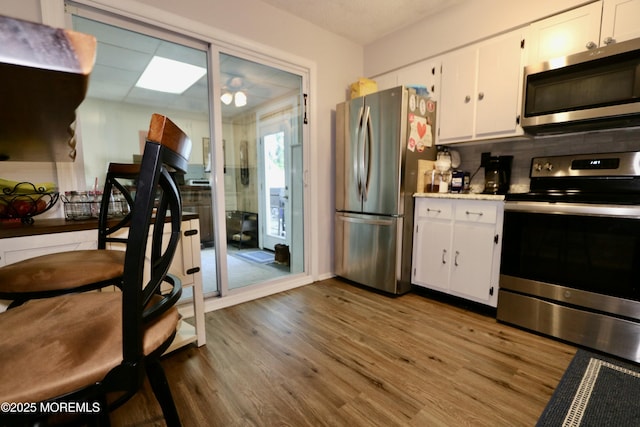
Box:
373, 58, 441, 103
600, 0, 640, 46
527, 2, 602, 66
475, 31, 526, 139
396, 59, 441, 103
527, 0, 640, 66
438, 28, 526, 144
438, 48, 476, 142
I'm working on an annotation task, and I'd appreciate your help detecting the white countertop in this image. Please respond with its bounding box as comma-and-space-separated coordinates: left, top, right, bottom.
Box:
414, 192, 505, 201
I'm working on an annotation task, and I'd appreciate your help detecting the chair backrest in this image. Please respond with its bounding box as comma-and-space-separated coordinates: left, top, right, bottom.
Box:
118, 114, 192, 364
96, 115, 192, 250
96, 163, 138, 250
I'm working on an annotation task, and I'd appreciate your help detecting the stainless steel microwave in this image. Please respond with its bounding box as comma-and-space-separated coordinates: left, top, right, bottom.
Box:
521, 37, 640, 135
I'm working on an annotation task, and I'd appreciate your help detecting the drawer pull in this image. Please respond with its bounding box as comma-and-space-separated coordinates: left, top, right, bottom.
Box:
427, 208, 442, 213
465, 210, 484, 216
186, 267, 201, 275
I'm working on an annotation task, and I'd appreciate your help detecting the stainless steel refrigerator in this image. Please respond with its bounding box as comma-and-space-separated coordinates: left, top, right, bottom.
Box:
335, 85, 437, 294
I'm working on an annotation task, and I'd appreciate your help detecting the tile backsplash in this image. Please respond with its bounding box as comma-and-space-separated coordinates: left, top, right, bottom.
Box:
450, 128, 640, 193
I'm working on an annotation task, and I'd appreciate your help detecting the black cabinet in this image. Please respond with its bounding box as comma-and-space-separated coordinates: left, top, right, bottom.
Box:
226, 211, 258, 248
181, 186, 214, 245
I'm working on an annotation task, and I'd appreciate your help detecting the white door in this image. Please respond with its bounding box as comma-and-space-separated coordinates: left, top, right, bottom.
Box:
438, 47, 477, 143
475, 29, 524, 138
413, 217, 452, 292
449, 222, 495, 303
600, 0, 640, 45
526, 1, 602, 65
259, 119, 290, 250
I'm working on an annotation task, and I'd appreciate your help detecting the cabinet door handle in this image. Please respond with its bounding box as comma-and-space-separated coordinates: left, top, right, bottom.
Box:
465, 210, 484, 216
442, 249, 447, 264
478, 92, 484, 101
464, 95, 471, 103
454, 250, 460, 266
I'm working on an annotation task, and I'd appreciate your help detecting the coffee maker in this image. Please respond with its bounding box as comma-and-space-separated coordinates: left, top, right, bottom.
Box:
482, 153, 513, 194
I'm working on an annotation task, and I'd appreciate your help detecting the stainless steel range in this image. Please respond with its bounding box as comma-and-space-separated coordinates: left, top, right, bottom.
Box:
497, 150, 640, 363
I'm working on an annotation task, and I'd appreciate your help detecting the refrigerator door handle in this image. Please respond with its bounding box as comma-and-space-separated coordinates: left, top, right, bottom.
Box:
355, 106, 365, 199
338, 214, 394, 226
363, 107, 372, 202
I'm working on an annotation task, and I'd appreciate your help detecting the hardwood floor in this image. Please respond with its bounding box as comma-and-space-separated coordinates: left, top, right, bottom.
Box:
111, 278, 576, 426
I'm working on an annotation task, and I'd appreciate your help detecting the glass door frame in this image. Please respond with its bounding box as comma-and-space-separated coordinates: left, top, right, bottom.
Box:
209, 46, 311, 297
46, 0, 314, 301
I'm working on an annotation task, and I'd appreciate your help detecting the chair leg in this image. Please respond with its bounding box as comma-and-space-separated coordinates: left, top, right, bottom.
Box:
145, 358, 181, 427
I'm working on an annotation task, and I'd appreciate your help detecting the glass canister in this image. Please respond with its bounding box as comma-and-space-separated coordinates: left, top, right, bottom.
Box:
63, 191, 75, 220
75, 191, 91, 220
423, 169, 441, 193
89, 191, 102, 218
113, 190, 128, 217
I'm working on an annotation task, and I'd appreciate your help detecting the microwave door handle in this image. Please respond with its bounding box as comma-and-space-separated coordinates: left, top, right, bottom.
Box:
361, 106, 372, 202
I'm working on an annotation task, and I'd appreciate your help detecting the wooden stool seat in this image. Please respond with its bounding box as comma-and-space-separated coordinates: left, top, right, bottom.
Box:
0, 291, 179, 403
0, 250, 125, 296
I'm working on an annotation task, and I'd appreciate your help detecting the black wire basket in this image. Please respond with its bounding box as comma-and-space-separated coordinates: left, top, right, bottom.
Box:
0, 182, 60, 224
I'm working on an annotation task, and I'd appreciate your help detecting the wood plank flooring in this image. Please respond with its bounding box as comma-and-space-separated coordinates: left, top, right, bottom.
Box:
111, 278, 576, 426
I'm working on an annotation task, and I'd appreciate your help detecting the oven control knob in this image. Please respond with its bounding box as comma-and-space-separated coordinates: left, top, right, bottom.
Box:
534, 162, 542, 172
544, 162, 553, 172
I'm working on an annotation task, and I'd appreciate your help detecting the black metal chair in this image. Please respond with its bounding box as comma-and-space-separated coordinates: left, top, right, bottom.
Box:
0, 114, 192, 426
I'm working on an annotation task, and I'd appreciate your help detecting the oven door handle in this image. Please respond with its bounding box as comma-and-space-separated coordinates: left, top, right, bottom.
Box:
505, 201, 640, 218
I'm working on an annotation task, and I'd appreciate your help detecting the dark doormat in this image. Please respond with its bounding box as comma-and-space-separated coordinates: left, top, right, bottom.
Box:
537, 349, 640, 426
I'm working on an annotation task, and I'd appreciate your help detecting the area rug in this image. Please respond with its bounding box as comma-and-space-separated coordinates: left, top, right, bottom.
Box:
235, 250, 274, 264
537, 349, 640, 426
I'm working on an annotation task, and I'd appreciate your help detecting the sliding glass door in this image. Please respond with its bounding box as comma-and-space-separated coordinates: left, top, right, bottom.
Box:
216, 53, 305, 290
68, 6, 215, 301
67, 2, 309, 300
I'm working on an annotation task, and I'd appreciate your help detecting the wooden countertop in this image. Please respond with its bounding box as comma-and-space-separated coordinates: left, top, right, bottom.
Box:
0, 212, 198, 239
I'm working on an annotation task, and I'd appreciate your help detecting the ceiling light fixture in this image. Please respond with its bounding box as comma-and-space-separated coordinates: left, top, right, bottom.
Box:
136, 56, 206, 94
234, 91, 247, 107
220, 92, 233, 105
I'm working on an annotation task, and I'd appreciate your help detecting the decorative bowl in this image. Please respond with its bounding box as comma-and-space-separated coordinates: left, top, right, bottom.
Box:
0, 182, 59, 224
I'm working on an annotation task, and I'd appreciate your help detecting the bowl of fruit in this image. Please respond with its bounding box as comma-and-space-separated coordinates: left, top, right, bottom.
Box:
0, 179, 59, 224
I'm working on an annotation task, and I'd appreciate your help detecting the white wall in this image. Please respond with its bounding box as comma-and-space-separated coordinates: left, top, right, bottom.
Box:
0, 0, 362, 281
77, 98, 210, 188
0, 0, 40, 21
364, 0, 594, 77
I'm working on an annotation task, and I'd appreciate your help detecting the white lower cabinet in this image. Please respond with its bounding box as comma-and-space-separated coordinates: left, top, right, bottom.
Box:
412, 197, 504, 307
0, 230, 98, 266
